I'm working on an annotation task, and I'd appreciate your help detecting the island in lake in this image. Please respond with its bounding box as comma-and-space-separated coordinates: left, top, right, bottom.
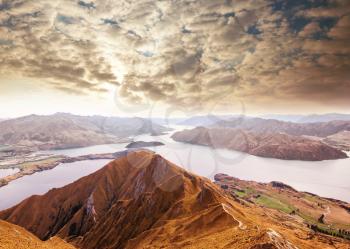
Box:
125, 141, 165, 148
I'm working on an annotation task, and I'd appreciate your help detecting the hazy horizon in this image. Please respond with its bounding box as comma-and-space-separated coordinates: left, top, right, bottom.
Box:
1, 111, 350, 120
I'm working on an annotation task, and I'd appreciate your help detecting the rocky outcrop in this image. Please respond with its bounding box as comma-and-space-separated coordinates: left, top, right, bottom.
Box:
1, 151, 349, 249
172, 127, 348, 161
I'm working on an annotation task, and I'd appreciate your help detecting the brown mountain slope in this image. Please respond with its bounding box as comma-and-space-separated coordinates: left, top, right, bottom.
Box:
214, 117, 350, 137
0, 220, 75, 249
1, 150, 349, 248
0, 114, 118, 150
0, 113, 168, 150
172, 127, 348, 161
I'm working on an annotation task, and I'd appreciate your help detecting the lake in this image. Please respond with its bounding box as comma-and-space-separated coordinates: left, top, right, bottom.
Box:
0, 159, 110, 210
0, 129, 349, 211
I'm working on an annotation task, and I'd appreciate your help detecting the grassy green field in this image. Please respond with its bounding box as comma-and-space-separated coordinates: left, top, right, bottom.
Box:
255, 195, 294, 213
234, 190, 247, 198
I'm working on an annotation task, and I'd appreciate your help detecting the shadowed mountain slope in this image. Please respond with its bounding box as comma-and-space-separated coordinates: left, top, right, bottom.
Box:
1, 150, 349, 248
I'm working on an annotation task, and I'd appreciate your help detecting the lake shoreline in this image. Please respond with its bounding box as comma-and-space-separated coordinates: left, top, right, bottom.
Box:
0, 151, 130, 188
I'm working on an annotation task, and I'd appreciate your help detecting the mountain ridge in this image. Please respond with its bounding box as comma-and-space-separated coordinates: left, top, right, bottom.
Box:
1, 150, 349, 248
261, 113, 350, 123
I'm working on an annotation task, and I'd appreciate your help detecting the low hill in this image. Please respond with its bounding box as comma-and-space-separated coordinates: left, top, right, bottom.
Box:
1, 150, 349, 248
172, 127, 348, 161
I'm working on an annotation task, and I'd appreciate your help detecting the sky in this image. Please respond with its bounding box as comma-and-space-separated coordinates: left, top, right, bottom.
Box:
0, 0, 349, 118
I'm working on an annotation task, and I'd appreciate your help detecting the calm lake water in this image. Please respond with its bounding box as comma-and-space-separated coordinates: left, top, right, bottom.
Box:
0, 159, 110, 210
136, 132, 350, 203
0, 129, 349, 211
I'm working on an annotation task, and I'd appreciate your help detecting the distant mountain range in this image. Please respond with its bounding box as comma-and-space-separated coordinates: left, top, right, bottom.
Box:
176, 115, 236, 126
151, 115, 232, 126
150, 117, 186, 126
3, 113, 350, 127
152, 113, 350, 127
213, 117, 350, 137
261, 113, 350, 123
172, 127, 348, 161
1, 150, 349, 248
0, 113, 169, 150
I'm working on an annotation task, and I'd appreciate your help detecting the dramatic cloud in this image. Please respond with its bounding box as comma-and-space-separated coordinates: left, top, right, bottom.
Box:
0, 0, 349, 113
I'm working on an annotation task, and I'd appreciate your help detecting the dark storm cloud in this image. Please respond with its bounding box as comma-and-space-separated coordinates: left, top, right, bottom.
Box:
0, 0, 349, 111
